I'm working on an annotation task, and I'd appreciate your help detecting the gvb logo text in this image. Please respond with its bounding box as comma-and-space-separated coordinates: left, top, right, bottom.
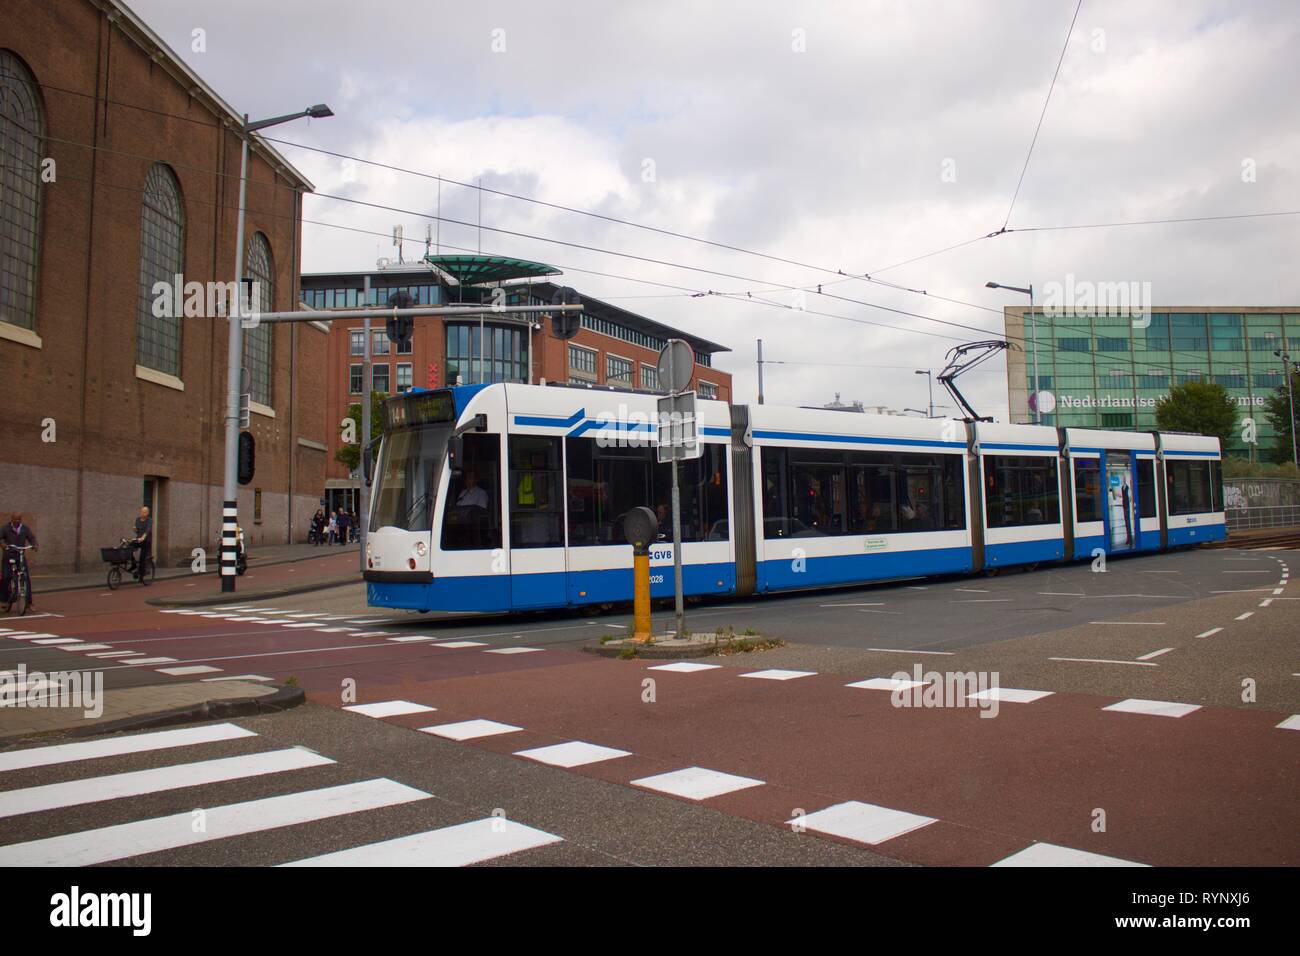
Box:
50, 886, 151, 937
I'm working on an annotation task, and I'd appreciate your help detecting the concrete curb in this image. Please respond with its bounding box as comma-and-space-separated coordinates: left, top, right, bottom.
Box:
35, 547, 359, 594
62, 683, 306, 739
146, 574, 360, 608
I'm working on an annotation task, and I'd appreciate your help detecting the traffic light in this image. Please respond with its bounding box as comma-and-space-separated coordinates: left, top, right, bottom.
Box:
386, 291, 414, 349
550, 286, 581, 340
237, 431, 256, 485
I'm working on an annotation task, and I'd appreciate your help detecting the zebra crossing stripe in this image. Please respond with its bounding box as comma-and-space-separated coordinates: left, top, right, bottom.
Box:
0, 748, 333, 819
280, 817, 561, 867
0, 778, 429, 867
0, 724, 257, 772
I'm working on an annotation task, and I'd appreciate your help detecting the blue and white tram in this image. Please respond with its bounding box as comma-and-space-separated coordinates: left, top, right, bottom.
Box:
363, 383, 1226, 613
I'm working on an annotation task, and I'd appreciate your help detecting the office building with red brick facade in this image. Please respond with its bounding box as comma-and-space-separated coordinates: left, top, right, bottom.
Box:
303, 258, 732, 513
0, 0, 328, 571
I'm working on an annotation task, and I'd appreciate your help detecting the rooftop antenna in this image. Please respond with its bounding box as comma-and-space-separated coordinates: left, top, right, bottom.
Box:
477, 176, 482, 253
392, 224, 404, 264
436, 176, 441, 255
425, 224, 432, 258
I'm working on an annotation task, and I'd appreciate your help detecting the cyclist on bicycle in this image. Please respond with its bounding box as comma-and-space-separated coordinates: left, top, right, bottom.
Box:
129, 506, 152, 584
2, 512, 38, 610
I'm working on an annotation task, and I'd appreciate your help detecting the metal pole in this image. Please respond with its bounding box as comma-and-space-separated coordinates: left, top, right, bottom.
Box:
667, 348, 684, 638
220, 118, 250, 592
360, 275, 371, 572
479, 314, 485, 384
1286, 353, 1298, 468
1029, 287, 1040, 425
756, 338, 764, 404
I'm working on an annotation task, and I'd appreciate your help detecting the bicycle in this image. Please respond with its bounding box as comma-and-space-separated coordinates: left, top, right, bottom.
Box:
102, 537, 155, 590
3, 544, 34, 615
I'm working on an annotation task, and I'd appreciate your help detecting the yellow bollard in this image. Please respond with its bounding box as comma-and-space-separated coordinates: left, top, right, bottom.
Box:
623, 506, 657, 643
633, 550, 652, 641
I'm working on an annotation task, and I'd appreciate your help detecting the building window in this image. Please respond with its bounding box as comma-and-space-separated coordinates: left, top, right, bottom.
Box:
1095, 337, 1129, 351
396, 362, 412, 390
606, 355, 633, 385
697, 381, 718, 400
1139, 369, 1169, 389
445, 322, 527, 385
372, 363, 390, 394
349, 364, 363, 394
242, 232, 274, 407
372, 329, 390, 355
135, 164, 185, 376
1100, 412, 1133, 428
1057, 338, 1091, 352
641, 364, 660, 390
349, 329, 365, 356
396, 333, 413, 355
0, 51, 45, 332
568, 343, 597, 381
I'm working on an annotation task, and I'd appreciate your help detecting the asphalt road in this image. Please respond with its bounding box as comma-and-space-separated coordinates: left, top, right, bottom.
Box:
2, 544, 1297, 866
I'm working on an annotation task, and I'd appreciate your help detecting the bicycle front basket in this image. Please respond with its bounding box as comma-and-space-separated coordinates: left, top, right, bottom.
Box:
101, 547, 132, 563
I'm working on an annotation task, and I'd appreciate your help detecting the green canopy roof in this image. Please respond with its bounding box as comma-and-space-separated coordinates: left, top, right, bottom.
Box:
422, 254, 561, 286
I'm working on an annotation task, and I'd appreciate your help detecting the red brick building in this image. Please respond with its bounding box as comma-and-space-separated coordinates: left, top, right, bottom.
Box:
0, 0, 328, 571
303, 259, 732, 512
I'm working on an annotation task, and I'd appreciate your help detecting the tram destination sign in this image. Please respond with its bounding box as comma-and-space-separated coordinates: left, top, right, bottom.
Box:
385, 390, 456, 429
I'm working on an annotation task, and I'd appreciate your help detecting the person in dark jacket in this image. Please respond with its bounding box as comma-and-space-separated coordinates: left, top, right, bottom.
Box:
1, 512, 38, 609
336, 508, 349, 545
130, 506, 153, 583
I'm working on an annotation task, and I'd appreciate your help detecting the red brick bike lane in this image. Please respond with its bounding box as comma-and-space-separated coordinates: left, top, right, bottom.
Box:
316, 654, 1300, 867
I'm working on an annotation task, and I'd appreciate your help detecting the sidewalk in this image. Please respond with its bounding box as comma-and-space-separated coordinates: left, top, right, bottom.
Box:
31, 541, 360, 593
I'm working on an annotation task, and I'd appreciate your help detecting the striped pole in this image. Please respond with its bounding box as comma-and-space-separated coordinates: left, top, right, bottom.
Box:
221, 500, 238, 592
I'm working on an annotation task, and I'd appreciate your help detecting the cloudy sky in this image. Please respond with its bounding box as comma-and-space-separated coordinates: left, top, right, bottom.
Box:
133, 0, 1300, 417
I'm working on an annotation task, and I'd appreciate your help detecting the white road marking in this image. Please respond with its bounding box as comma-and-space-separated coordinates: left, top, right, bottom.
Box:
631, 766, 764, 801
29, 638, 83, 645
125, 657, 177, 665
992, 843, 1147, 867
281, 817, 561, 867
739, 669, 816, 681
87, 651, 139, 658
421, 719, 522, 741
202, 674, 273, 682
0, 723, 257, 772
865, 647, 954, 656
0, 748, 332, 819
514, 741, 631, 768
1103, 698, 1200, 718
1195, 628, 1223, 639
1235, 612, 1254, 621
483, 647, 543, 655
1049, 657, 1157, 667
819, 603, 884, 607
430, 640, 488, 649
953, 588, 990, 593
966, 687, 1054, 703
156, 665, 223, 676
387, 636, 434, 643
951, 599, 1012, 603
1260, 599, 1273, 607
791, 801, 936, 845
343, 700, 436, 718
1135, 647, 1174, 661
1038, 592, 1085, 596
0, 779, 429, 867
1276, 716, 1300, 731
647, 662, 721, 673
847, 677, 929, 691
1088, 621, 1166, 626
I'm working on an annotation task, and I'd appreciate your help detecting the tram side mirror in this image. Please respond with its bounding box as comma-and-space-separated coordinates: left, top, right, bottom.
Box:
447, 435, 465, 475
362, 441, 376, 487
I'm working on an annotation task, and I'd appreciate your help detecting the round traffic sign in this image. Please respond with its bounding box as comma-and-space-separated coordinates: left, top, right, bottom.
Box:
656, 339, 694, 394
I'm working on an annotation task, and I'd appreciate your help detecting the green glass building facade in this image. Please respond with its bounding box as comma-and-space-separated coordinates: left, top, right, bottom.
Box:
1005, 307, 1300, 459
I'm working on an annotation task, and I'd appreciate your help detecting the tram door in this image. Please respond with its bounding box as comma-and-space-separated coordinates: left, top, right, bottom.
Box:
1104, 451, 1137, 553
507, 435, 568, 609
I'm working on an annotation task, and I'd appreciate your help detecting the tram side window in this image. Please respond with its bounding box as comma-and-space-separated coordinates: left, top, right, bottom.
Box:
441, 433, 502, 550
566, 438, 731, 546
759, 446, 965, 536
1137, 459, 1158, 518
1167, 460, 1214, 515
508, 435, 563, 548
1209, 460, 1222, 512
1073, 458, 1104, 522
984, 455, 1060, 527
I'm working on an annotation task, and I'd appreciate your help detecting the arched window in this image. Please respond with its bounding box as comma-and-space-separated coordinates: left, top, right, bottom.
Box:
136, 163, 185, 375
0, 50, 45, 331
243, 232, 274, 407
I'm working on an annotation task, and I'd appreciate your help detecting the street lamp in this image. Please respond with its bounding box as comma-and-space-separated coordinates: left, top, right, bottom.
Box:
222, 104, 333, 592
986, 281, 1038, 424
915, 369, 934, 418
1274, 346, 1299, 468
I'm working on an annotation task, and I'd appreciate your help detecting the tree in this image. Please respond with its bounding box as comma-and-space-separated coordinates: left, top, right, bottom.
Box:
1262, 370, 1299, 465
334, 391, 386, 473
1153, 380, 1238, 450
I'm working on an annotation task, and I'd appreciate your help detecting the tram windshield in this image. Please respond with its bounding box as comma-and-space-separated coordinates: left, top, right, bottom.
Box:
369, 423, 452, 532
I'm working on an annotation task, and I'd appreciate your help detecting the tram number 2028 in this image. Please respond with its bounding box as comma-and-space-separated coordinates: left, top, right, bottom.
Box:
649, 574, 665, 585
